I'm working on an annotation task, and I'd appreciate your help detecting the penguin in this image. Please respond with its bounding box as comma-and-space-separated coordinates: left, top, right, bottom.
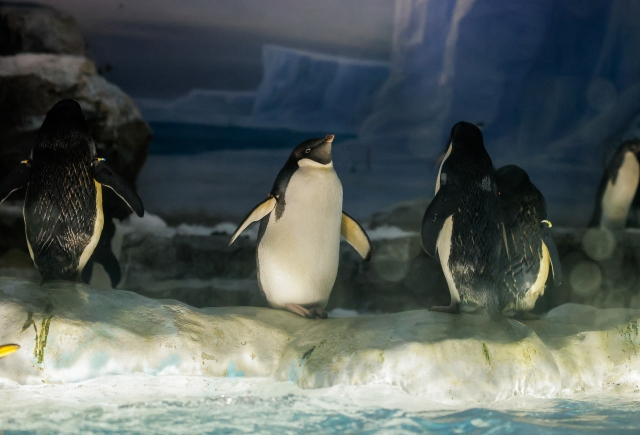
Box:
495, 165, 562, 312
0, 344, 19, 359
421, 122, 504, 314
589, 140, 640, 230
229, 134, 371, 319
0, 99, 144, 283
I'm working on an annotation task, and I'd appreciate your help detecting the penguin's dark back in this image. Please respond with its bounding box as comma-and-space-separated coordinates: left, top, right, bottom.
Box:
497, 171, 547, 301
25, 112, 98, 281
442, 146, 503, 296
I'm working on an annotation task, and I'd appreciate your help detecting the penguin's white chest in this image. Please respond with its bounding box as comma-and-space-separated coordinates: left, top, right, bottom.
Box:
257, 166, 343, 309
601, 151, 640, 229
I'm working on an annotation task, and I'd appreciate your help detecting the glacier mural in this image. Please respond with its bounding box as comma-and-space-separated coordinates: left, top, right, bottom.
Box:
136, 45, 390, 134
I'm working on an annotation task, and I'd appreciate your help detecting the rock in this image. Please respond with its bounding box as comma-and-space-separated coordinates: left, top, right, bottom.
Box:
0, 53, 151, 184
112, 214, 449, 312
1, 277, 639, 405
0, 3, 86, 56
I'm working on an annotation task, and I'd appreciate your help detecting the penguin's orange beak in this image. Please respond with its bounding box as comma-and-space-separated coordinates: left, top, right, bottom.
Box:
325, 134, 334, 143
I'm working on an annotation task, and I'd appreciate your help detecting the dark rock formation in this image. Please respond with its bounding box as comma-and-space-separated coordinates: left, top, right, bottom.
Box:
0, 2, 86, 56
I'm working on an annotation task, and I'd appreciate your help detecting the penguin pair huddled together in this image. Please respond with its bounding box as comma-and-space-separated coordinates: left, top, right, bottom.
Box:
422, 122, 561, 316
230, 135, 372, 319
0, 100, 144, 284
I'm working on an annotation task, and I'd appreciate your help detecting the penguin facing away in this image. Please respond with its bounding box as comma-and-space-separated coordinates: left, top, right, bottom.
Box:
229, 135, 372, 319
421, 122, 504, 314
589, 140, 640, 230
0, 99, 144, 283
495, 165, 562, 312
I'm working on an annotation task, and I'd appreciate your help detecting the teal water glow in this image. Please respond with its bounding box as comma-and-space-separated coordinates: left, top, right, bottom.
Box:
0, 376, 638, 434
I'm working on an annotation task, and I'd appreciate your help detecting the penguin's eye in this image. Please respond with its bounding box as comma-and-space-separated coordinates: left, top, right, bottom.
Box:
305, 148, 311, 154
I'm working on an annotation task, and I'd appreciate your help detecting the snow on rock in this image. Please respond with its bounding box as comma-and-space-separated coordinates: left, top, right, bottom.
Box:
1, 277, 639, 405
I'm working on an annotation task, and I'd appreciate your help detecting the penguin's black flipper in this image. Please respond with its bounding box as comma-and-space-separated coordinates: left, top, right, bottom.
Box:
540, 223, 562, 286
81, 217, 121, 288
81, 248, 122, 288
421, 189, 458, 256
341, 211, 372, 261
229, 196, 277, 245
0, 160, 31, 203
92, 158, 144, 217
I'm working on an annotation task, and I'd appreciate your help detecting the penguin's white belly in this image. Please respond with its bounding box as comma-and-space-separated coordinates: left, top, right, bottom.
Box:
602, 151, 640, 229
258, 167, 342, 309
437, 215, 460, 304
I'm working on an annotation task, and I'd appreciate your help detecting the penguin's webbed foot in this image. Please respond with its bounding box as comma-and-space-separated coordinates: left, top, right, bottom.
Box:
429, 301, 461, 314
285, 303, 328, 319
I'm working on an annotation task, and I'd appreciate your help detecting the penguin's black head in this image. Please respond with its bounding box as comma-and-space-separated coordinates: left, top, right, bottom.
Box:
37, 99, 92, 151
290, 134, 334, 166
496, 165, 547, 222
495, 165, 531, 195
449, 122, 485, 155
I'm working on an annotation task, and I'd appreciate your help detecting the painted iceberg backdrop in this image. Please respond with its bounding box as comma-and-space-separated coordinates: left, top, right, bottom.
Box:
136, 45, 391, 134
138, 0, 640, 227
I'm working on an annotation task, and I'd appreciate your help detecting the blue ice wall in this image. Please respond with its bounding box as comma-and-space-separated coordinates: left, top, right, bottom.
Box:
355, 0, 640, 225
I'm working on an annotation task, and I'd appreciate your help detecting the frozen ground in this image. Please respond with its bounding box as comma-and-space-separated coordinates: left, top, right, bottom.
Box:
1, 277, 640, 433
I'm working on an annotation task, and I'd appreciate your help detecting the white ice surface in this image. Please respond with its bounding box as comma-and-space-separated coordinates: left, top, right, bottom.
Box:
1, 278, 640, 406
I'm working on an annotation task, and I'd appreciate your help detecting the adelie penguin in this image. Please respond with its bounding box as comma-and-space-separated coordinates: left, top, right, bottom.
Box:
229, 135, 371, 319
421, 122, 504, 314
589, 140, 640, 230
495, 165, 562, 313
0, 99, 144, 283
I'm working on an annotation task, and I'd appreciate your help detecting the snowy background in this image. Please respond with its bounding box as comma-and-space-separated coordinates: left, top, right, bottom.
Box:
33, 0, 640, 226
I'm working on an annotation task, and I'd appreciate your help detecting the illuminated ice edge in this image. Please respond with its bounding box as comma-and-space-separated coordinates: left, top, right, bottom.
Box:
0, 277, 639, 406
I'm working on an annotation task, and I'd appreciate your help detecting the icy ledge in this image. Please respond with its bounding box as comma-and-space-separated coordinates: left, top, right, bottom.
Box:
0, 278, 639, 405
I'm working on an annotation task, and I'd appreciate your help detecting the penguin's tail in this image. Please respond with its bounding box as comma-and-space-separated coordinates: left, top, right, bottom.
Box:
481, 286, 517, 339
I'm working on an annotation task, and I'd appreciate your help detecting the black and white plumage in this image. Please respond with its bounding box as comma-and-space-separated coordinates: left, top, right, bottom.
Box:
0, 99, 143, 283
589, 140, 640, 230
495, 165, 561, 312
421, 122, 504, 314
229, 135, 371, 319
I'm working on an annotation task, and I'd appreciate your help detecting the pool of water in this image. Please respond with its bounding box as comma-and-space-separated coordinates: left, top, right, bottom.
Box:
0, 376, 638, 434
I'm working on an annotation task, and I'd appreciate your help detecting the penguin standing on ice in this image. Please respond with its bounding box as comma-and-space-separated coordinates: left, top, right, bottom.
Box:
421, 122, 504, 314
0, 99, 144, 283
495, 165, 562, 312
589, 140, 640, 230
229, 135, 371, 319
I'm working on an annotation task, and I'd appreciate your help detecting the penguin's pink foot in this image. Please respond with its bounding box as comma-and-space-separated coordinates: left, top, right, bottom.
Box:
285, 303, 328, 319
430, 302, 461, 314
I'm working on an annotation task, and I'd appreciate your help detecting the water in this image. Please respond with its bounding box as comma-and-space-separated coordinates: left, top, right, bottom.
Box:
0, 376, 638, 434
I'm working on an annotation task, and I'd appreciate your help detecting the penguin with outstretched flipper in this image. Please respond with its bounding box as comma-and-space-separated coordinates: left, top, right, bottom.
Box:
229, 135, 371, 319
